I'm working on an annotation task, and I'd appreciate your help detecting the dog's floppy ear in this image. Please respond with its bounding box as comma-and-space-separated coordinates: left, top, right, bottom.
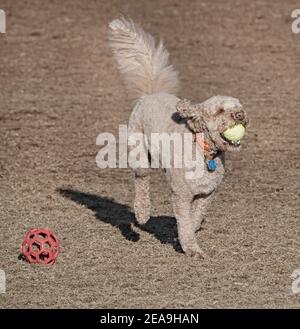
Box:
176, 99, 197, 119
176, 99, 206, 133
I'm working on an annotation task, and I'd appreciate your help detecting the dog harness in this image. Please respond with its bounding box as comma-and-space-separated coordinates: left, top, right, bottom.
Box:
195, 133, 218, 172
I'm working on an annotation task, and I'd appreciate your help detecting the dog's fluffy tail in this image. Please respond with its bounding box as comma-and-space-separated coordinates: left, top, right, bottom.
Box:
108, 17, 179, 103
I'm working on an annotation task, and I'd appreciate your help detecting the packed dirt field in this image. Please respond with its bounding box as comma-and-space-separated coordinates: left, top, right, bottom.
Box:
0, 0, 299, 308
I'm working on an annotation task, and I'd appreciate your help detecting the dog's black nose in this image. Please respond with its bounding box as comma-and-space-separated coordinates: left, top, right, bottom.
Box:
232, 111, 245, 121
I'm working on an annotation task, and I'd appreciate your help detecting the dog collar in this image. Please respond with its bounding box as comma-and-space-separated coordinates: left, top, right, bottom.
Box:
195, 133, 218, 172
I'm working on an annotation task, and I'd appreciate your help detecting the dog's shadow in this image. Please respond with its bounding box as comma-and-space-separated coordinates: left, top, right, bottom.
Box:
58, 188, 182, 252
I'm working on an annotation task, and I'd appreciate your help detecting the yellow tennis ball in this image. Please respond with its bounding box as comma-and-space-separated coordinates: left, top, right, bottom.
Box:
223, 124, 245, 142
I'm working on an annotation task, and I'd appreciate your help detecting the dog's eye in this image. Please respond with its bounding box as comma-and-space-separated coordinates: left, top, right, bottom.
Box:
214, 108, 225, 116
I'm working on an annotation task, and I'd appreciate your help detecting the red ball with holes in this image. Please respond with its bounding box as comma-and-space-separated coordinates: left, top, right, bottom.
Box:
22, 228, 60, 265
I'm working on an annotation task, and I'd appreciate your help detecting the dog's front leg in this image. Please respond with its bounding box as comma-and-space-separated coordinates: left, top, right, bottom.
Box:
192, 194, 213, 233
172, 195, 206, 259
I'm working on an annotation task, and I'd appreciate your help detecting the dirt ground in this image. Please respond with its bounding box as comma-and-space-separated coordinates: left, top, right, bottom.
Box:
0, 0, 299, 309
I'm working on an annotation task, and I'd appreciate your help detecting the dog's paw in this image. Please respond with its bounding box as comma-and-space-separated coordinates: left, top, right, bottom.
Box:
135, 216, 150, 225
134, 208, 150, 225
185, 248, 206, 259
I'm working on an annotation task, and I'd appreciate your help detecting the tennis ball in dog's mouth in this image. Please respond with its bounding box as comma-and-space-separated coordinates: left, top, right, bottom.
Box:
223, 124, 245, 142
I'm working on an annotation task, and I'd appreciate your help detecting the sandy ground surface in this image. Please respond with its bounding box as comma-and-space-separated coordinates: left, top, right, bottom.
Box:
0, 0, 299, 308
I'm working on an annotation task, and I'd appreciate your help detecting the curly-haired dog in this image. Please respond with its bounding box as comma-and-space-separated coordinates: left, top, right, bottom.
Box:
108, 18, 249, 258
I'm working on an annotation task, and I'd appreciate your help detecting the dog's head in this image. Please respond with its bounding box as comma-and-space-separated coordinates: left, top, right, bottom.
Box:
177, 96, 249, 152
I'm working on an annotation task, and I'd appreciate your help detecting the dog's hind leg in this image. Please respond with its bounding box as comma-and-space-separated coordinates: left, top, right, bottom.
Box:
172, 194, 206, 259
128, 107, 151, 225
133, 169, 151, 225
